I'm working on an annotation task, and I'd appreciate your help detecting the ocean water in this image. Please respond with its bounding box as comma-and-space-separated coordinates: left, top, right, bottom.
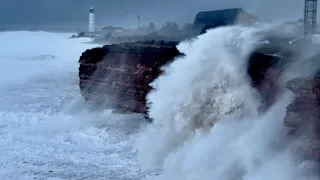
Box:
0, 31, 146, 180
0, 27, 318, 180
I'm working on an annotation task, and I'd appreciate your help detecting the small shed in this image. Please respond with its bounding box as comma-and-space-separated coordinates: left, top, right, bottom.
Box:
193, 8, 259, 34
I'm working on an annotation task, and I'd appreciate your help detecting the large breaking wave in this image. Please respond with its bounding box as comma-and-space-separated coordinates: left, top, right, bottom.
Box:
1, 28, 318, 179
136, 25, 319, 179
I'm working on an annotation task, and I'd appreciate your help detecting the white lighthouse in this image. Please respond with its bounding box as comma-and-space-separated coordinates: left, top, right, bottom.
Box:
88, 7, 95, 33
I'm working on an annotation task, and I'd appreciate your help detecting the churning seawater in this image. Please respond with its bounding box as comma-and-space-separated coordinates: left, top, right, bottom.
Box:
0, 27, 318, 180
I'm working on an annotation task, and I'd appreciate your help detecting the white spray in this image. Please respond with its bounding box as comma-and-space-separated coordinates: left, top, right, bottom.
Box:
136, 25, 319, 180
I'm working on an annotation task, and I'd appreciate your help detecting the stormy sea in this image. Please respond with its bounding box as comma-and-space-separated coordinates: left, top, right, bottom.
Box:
0, 27, 319, 180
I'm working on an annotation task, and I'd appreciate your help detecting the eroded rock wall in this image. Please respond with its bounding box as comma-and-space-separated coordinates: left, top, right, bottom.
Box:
79, 41, 182, 114
284, 77, 320, 162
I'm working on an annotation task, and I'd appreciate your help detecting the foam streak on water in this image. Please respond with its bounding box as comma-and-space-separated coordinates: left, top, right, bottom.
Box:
0, 31, 145, 180
136, 26, 319, 180
1, 27, 318, 180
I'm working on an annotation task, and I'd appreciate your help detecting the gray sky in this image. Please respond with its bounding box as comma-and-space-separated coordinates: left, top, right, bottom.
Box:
0, 0, 308, 30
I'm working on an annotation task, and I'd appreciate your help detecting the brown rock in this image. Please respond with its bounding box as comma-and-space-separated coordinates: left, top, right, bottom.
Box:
286, 77, 320, 100
284, 77, 320, 162
78, 36, 300, 118
247, 52, 288, 112
78, 41, 182, 114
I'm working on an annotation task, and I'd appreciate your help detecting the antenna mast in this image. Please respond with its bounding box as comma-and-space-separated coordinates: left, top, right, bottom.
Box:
304, 0, 317, 36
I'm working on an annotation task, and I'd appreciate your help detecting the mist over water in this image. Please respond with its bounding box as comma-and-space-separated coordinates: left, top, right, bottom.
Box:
1, 26, 319, 180
0, 31, 145, 179
136, 26, 319, 179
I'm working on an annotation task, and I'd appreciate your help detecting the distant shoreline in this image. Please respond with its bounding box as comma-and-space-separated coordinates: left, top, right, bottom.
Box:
0, 29, 77, 34
0, 25, 85, 34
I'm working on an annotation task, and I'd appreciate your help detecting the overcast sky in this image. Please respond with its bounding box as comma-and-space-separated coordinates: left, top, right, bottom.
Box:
0, 0, 310, 30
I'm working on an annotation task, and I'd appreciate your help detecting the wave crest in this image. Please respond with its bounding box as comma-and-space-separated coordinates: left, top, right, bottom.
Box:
137, 26, 262, 168
136, 25, 318, 180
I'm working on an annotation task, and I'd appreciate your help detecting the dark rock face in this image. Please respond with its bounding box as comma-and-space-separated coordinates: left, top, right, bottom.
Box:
247, 52, 284, 111
79, 39, 293, 115
78, 32, 320, 166
284, 77, 320, 161
79, 41, 182, 114
247, 42, 296, 112
246, 34, 305, 111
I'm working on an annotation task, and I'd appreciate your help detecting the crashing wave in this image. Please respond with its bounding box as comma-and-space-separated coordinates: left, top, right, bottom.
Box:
136, 25, 319, 180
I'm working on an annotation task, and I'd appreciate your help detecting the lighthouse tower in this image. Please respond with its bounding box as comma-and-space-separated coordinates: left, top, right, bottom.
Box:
88, 7, 95, 33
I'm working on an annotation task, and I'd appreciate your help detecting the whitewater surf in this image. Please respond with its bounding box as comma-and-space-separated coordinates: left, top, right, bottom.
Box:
136, 25, 319, 180
0, 31, 145, 180
0, 26, 318, 180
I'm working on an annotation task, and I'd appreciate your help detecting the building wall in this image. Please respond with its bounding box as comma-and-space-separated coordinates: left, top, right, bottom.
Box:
277, 22, 304, 37
235, 11, 259, 24
192, 8, 259, 34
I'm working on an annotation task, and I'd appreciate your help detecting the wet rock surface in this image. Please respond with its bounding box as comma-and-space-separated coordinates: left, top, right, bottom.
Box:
247, 52, 284, 112
78, 36, 320, 165
78, 39, 292, 116
284, 77, 320, 162
78, 41, 182, 114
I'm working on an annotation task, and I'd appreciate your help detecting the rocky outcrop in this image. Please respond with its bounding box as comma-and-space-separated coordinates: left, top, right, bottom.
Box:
78, 32, 320, 166
247, 41, 296, 112
79, 38, 295, 116
247, 52, 284, 112
79, 41, 182, 114
284, 77, 320, 162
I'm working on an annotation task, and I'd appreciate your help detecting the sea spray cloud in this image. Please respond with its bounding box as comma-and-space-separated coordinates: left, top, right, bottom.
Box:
136, 25, 319, 179
136, 25, 262, 169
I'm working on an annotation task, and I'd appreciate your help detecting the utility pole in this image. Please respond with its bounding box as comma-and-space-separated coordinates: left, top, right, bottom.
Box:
304, 0, 317, 36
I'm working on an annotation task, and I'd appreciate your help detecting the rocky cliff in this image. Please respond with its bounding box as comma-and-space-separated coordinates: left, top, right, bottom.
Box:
78, 37, 320, 164
79, 41, 182, 115
78, 39, 294, 115
285, 76, 320, 162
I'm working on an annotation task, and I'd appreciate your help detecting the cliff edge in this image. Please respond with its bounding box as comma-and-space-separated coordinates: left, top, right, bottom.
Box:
79, 41, 182, 114
78, 40, 292, 115
285, 76, 320, 162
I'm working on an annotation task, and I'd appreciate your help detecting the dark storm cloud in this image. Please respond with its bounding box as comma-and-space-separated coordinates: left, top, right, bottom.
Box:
0, 0, 311, 29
